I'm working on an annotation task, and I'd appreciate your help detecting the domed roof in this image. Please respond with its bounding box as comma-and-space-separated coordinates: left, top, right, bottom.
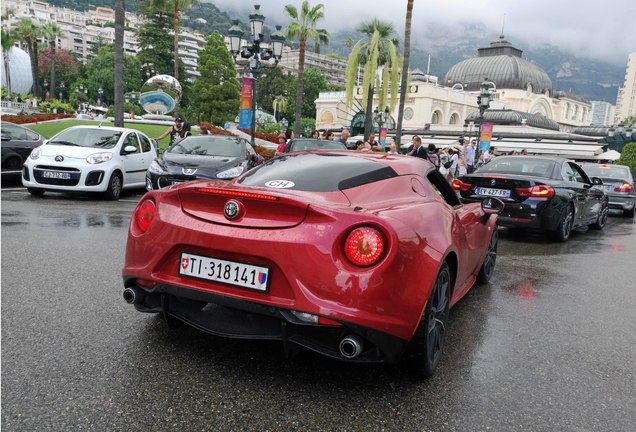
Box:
444, 36, 552, 95
0, 46, 33, 95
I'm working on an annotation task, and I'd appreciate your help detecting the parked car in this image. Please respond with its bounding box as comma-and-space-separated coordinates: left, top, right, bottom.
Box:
146, 135, 261, 190
1, 121, 47, 177
282, 138, 347, 153
452, 155, 609, 241
579, 163, 635, 217
122, 151, 504, 378
22, 125, 156, 200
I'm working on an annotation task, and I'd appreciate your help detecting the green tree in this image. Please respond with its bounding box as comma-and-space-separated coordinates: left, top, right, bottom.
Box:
135, 8, 175, 76
192, 31, 240, 125
1, 29, 17, 98
14, 18, 41, 97
83, 45, 142, 106
42, 22, 62, 100
283, 1, 329, 137
616, 142, 636, 177
345, 19, 400, 139
254, 66, 290, 115
283, 68, 328, 127
395, 0, 414, 146
622, 116, 636, 127
37, 48, 80, 94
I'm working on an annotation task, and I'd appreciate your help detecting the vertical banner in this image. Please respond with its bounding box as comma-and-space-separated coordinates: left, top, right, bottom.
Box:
238, 77, 254, 130
478, 121, 494, 152
379, 128, 387, 148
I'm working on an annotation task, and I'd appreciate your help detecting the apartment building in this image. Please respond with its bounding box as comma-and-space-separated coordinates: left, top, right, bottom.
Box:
278, 47, 347, 87
590, 101, 616, 126
615, 51, 636, 124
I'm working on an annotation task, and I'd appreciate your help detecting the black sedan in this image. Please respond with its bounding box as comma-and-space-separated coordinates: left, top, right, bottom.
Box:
579, 163, 635, 217
282, 138, 347, 153
146, 135, 260, 190
452, 156, 609, 241
1, 121, 47, 177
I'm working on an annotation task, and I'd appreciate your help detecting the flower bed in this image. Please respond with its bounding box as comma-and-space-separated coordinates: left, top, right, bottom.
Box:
7, 113, 74, 124
239, 129, 279, 144
197, 122, 235, 137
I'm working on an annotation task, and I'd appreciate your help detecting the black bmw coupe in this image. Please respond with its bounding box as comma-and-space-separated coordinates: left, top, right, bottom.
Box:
452, 156, 609, 241
146, 135, 261, 190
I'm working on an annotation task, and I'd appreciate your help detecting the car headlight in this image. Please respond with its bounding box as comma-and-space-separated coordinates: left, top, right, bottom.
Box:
30, 147, 41, 160
148, 160, 167, 175
217, 166, 244, 179
86, 152, 113, 164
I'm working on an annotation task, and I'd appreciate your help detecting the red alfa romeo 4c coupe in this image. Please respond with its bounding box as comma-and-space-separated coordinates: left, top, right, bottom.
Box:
122, 151, 503, 377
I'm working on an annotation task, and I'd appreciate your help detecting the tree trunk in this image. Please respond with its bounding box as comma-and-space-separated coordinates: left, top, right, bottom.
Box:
363, 85, 375, 140
27, 39, 40, 98
4, 54, 12, 98
173, 0, 180, 82
294, 36, 306, 137
50, 40, 56, 100
114, 0, 125, 127
395, 0, 414, 149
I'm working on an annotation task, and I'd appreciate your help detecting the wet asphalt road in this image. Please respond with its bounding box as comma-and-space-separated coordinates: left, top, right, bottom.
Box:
1, 185, 635, 432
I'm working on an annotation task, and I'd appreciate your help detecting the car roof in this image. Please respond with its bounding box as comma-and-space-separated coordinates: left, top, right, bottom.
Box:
63, 125, 143, 133
293, 150, 434, 176
493, 155, 568, 163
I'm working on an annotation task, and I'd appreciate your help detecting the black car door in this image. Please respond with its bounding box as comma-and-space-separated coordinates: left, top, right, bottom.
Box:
560, 162, 590, 225
1, 124, 41, 171
569, 162, 605, 222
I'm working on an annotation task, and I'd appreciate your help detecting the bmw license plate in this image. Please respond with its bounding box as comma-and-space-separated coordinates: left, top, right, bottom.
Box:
475, 187, 511, 198
179, 252, 270, 292
604, 185, 613, 192
42, 171, 71, 180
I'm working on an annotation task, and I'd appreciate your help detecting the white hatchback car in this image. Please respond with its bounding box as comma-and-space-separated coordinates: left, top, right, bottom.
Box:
22, 125, 157, 200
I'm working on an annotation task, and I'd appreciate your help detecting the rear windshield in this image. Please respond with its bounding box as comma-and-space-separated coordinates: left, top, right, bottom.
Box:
479, 157, 556, 178
581, 164, 631, 180
287, 139, 346, 152
167, 136, 243, 157
239, 153, 397, 192
49, 128, 122, 149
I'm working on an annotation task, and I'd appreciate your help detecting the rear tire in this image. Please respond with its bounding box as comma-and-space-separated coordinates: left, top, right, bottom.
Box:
477, 228, 498, 283
589, 202, 609, 230
625, 206, 635, 218
552, 205, 574, 242
27, 188, 45, 196
104, 172, 122, 200
408, 261, 451, 379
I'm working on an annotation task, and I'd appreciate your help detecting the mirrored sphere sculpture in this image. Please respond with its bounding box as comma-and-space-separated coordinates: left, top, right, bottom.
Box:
139, 74, 182, 115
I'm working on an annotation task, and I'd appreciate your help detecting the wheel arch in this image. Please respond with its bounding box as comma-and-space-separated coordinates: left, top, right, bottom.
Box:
444, 251, 458, 298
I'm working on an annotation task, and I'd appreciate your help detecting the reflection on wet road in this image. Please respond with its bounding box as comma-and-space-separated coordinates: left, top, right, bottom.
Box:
2, 188, 635, 431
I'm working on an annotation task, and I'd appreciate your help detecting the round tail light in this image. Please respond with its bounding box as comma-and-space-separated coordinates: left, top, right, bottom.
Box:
136, 200, 156, 233
344, 227, 385, 267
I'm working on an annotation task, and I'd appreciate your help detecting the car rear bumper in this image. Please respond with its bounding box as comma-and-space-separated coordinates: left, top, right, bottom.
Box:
460, 196, 562, 231
607, 194, 636, 211
122, 278, 409, 363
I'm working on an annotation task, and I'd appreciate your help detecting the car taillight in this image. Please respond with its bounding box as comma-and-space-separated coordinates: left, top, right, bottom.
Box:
614, 182, 633, 193
136, 200, 156, 233
344, 227, 385, 267
516, 185, 554, 198
451, 179, 471, 191
196, 187, 279, 201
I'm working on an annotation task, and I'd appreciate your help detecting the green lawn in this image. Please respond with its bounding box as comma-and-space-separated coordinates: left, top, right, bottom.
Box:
27, 120, 187, 151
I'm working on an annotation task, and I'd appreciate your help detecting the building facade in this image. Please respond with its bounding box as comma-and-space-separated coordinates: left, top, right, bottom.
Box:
590, 101, 616, 126
278, 47, 346, 87
615, 51, 636, 124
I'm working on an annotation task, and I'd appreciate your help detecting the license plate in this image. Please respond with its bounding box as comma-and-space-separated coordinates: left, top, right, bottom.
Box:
605, 185, 613, 192
179, 252, 270, 292
42, 171, 71, 180
475, 187, 511, 198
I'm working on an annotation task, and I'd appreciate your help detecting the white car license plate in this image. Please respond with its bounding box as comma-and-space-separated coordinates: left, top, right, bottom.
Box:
42, 171, 71, 180
179, 252, 270, 292
475, 187, 511, 198
604, 185, 613, 192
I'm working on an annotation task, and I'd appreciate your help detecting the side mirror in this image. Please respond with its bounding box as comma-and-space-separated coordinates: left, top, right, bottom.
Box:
123, 145, 138, 154
591, 176, 603, 186
1, 134, 12, 141
481, 197, 505, 215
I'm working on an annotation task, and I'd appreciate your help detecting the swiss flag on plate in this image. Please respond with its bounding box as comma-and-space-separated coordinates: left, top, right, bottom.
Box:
181, 257, 189, 270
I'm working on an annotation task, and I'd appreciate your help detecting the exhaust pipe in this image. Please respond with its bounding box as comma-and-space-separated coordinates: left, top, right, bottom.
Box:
339, 335, 364, 359
123, 287, 144, 305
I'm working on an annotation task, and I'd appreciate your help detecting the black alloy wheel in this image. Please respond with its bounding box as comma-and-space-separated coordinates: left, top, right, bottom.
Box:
590, 202, 609, 230
552, 205, 574, 242
409, 261, 451, 378
104, 172, 122, 200
477, 227, 498, 283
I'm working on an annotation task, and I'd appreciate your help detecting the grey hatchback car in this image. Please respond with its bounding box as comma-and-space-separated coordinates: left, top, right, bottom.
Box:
580, 163, 635, 217
1, 121, 47, 177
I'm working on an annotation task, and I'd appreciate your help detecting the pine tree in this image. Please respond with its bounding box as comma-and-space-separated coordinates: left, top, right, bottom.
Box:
193, 31, 240, 126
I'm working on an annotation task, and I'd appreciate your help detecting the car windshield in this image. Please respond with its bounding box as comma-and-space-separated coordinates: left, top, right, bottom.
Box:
167, 136, 243, 157
239, 153, 397, 192
479, 157, 556, 178
289, 139, 346, 152
48, 128, 122, 149
581, 164, 631, 180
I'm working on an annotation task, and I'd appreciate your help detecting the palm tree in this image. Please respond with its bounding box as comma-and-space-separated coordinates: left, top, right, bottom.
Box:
395, 0, 414, 147
283, 1, 329, 137
114, 0, 125, 127
42, 22, 62, 99
13, 18, 41, 97
345, 19, 400, 140
272, 95, 288, 121
1, 29, 17, 99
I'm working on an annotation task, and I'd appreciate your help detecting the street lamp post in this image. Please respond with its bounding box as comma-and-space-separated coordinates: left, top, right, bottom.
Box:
98, 87, 104, 106
227, 7, 285, 147
59, 81, 65, 101
44, 79, 50, 100
476, 78, 493, 151
279, 117, 289, 134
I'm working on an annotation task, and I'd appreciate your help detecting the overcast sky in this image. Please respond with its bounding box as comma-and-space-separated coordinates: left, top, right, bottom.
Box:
210, 0, 636, 66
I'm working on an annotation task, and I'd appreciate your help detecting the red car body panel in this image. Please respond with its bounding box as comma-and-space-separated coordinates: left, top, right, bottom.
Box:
123, 152, 497, 358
